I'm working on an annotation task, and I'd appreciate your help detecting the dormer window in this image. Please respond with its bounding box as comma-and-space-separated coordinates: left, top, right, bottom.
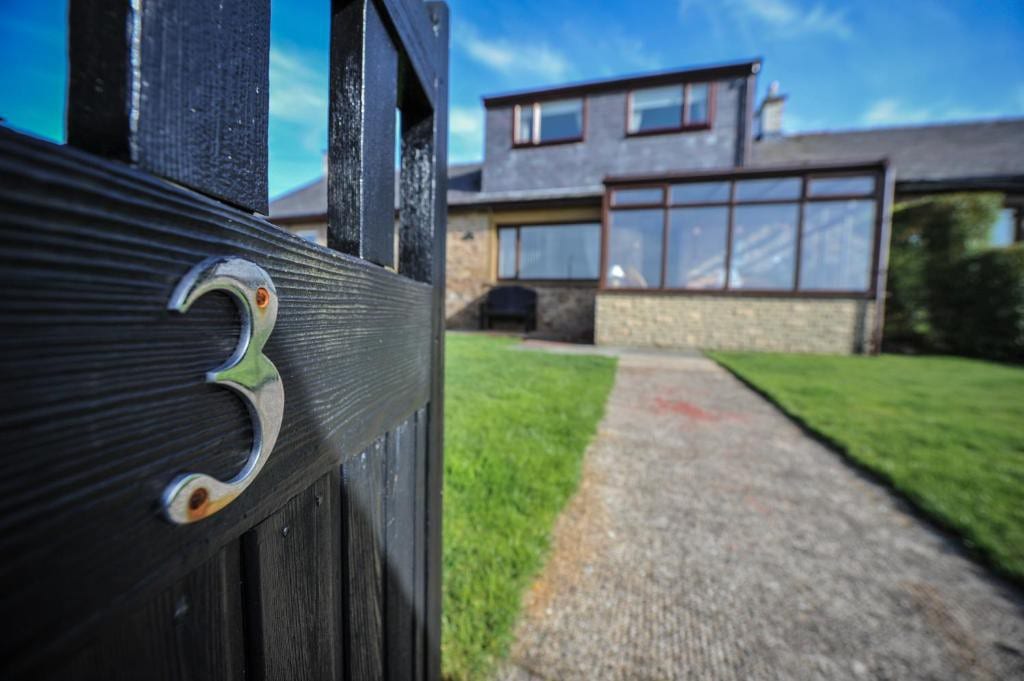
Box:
514, 98, 584, 146
627, 82, 713, 135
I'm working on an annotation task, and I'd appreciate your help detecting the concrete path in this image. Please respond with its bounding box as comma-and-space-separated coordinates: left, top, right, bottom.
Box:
497, 347, 1024, 681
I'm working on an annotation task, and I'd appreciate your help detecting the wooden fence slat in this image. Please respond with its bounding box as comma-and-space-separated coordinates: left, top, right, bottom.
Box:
377, 0, 437, 109
398, 87, 436, 284
244, 474, 342, 681
385, 414, 417, 681
47, 542, 245, 681
329, 0, 399, 267
67, 0, 270, 214
424, 5, 449, 681
412, 407, 429, 681
342, 439, 387, 681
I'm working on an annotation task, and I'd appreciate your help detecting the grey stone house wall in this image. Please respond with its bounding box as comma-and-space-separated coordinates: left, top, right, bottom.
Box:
482, 77, 747, 193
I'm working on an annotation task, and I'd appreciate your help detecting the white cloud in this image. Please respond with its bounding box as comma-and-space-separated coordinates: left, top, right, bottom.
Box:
861, 98, 931, 126
861, 97, 1014, 127
687, 0, 853, 40
448, 106, 484, 163
454, 21, 571, 81
269, 46, 328, 152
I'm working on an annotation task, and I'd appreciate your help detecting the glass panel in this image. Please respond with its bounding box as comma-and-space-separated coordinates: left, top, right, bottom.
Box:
498, 227, 517, 278
731, 204, 799, 289
667, 207, 728, 288
629, 85, 683, 133
800, 201, 875, 291
735, 177, 801, 201
808, 175, 875, 197
686, 83, 709, 124
518, 223, 600, 279
612, 187, 664, 206
990, 208, 1017, 247
670, 181, 730, 204
515, 105, 533, 144
538, 98, 583, 142
607, 209, 663, 288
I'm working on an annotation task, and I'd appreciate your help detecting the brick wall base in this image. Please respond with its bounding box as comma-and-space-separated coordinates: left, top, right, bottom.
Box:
596, 293, 876, 354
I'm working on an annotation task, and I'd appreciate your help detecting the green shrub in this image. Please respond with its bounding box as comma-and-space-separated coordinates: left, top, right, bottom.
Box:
943, 245, 1024, 361
884, 193, 1008, 356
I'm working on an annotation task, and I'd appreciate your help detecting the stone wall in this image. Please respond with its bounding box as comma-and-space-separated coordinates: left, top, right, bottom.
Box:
595, 293, 877, 354
445, 208, 600, 341
445, 211, 493, 329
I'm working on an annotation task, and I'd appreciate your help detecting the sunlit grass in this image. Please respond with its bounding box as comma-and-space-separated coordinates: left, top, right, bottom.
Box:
708, 352, 1024, 582
442, 334, 616, 680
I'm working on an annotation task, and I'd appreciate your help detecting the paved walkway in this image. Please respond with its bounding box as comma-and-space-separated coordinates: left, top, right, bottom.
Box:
498, 347, 1024, 681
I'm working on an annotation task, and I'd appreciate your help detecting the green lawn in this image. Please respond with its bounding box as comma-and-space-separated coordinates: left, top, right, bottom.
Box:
708, 352, 1024, 582
443, 334, 617, 680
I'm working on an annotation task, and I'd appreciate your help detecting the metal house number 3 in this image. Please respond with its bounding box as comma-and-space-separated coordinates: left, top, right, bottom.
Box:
162, 257, 285, 524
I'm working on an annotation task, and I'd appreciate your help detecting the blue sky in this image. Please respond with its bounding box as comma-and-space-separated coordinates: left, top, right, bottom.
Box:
2, 0, 1022, 199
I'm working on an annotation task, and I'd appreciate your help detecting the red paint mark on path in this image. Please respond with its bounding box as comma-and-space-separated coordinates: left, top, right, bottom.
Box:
652, 397, 719, 421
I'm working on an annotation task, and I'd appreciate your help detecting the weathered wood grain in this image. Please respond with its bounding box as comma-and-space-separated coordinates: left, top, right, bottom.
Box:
67, 0, 270, 213
384, 412, 418, 681
398, 86, 437, 284
329, 0, 399, 266
343, 437, 386, 681
424, 5, 450, 681
0, 127, 433, 674
378, 0, 438, 109
48, 542, 245, 681
244, 474, 342, 681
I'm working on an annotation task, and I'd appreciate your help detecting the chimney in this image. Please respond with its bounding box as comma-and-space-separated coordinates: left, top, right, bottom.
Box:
757, 81, 786, 140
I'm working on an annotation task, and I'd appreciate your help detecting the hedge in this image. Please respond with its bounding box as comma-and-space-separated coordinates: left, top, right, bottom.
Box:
883, 193, 1024, 361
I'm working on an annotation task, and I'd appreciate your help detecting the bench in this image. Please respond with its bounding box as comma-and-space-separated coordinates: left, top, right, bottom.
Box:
479, 285, 537, 332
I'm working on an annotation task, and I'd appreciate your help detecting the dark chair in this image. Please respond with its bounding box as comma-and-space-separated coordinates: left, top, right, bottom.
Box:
479, 285, 537, 332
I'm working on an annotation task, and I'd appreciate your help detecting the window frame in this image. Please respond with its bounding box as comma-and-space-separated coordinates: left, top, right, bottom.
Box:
496, 221, 602, 283
512, 98, 587, 148
625, 82, 716, 137
601, 162, 889, 298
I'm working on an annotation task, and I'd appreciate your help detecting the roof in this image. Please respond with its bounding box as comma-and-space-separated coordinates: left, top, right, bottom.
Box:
271, 118, 1024, 220
752, 118, 1024, 192
482, 59, 762, 107
269, 163, 482, 220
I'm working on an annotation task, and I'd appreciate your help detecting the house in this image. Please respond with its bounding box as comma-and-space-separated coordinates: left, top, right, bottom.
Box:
270, 59, 1024, 354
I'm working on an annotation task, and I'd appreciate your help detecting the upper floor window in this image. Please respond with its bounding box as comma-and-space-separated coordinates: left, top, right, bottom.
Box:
627, 82, 712, 135
514, 99, 584, 145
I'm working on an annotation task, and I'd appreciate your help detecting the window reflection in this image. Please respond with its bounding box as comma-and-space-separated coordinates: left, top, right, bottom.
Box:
800, 201, 874, 291
498, 223, 599, 280
808, 175, 874, 197
629, 85, 683, 133
498, 227, 517, 279
670, 181, 729, 204
735, 177, 801, 201
612, 187, 664, 206
667, 207, 728, 288
731, 204, 799, 289
607, 210, 663, 288
687, 83, 709, 124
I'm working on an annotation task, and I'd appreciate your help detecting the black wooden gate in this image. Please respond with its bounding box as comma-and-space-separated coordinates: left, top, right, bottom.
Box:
0, 1, 447, 679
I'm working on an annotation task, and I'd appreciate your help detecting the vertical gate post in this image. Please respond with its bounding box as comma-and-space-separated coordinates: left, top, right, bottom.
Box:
424, 5, 449, 681
66, 0, 270, 214
329, 0, 400, 267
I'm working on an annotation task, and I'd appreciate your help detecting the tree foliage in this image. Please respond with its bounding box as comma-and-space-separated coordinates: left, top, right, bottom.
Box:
884, 193, 1023, 361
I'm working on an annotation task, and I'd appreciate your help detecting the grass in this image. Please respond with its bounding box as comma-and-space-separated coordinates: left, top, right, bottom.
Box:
442, 334, 617, 680
707, 351, 1024, 582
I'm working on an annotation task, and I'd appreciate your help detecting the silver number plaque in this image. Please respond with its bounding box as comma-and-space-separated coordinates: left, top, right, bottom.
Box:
162, 257, 285, 524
